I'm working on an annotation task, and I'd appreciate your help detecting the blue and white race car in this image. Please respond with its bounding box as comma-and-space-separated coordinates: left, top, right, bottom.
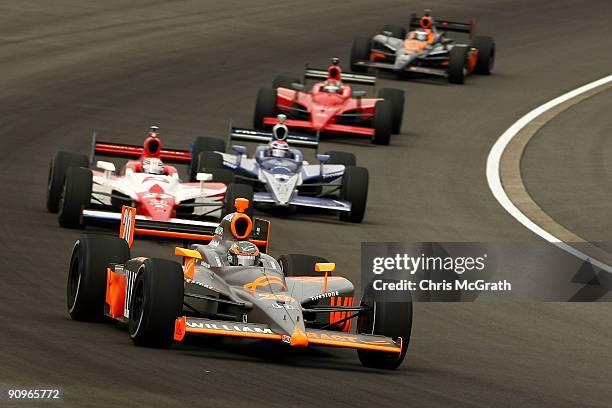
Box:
190, 115, 369, 223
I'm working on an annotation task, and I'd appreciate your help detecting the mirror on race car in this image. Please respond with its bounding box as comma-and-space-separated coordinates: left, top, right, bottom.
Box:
232, 145, 247, 155
353, 90, 367, 98
291, 83, 305, 92
196, 172, 213, 182
96, 160, 116, 172
316, 154, 330, 163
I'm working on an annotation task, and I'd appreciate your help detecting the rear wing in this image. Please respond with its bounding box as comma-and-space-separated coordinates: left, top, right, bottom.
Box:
304, 65, 376, 86
90, 132, 193, 164
409, 14, 476, 38
230, 127, 319, 149
119, 206, 270, 253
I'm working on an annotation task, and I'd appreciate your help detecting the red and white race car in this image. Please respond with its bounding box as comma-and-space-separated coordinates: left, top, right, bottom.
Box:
46, 127, 253, 237
253, 58, 405, 145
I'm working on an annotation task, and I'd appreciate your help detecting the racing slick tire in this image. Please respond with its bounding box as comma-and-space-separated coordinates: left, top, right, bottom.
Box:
357, 279, 413, 369
339, 166, 369, 223
470, 35, 496, 75
377, 88, 405, 134
325, 151, 356, 166
58, 167, 92, 229
128, 258, 184, 348
253, 88, 277, 130
278, 254, 330, 277
67, 235, 131, 321
189, 137, 226, 181
223, 183, 254, 218
273, 75, 301, 90
196, 151, 236, 184
350, 34, 372, 72
448, 45, 468, 84
372, 100, 393, 145
382, 24, 406, 39
47, 151, 89, 213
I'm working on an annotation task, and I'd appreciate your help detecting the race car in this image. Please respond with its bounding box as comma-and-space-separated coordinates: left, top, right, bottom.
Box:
198, 114, 369, 223
66, 200, 413, 369
350, 10, 496, 84
46, 126, 253, 235
253, 58, 405, 145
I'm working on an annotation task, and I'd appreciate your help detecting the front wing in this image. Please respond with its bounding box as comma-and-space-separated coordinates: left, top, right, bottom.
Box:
253, 192, 351, 212
174, 317, 402, 354
262, 117, 375, 137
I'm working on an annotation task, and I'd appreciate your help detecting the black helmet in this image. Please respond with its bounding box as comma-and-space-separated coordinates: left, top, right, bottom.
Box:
227, 241, 260, 266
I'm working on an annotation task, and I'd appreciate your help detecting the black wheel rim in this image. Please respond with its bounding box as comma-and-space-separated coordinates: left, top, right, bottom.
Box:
67, 250, 81, 312
129, 279, 145, 336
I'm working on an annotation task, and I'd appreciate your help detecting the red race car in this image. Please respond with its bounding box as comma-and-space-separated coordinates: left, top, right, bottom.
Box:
253, 58, 405, 145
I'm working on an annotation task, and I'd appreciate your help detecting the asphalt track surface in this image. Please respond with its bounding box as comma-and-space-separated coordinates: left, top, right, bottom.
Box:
1, 1, 612, 407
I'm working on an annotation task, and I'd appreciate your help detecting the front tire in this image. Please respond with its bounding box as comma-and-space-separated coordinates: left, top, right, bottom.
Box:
253, 88, 277, 130
448, 45, 468, 84
67, 235, 130, 321
273, 75, 301, 89
47, 151, 89, 213
470, 35, 496, 75
189, 137, 226, 181
357, 280, 413, 369
128, 259, 184, 348
377, 88, 405, 134
278, 254, 330, 277
372, 100, 393, 145
382, 24, 406, 39
340, 166, 369, 223
325, 151, 356, 166
350, 34, 372, 72
58, 167, 92, 229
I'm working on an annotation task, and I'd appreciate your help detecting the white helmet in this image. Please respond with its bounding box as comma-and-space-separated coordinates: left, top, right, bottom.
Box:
270, 140, 290, 158
142, 158, 164, 175
415, 30, 428, 41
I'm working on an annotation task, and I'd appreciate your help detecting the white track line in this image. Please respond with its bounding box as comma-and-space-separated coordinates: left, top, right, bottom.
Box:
486, 74, 612, 273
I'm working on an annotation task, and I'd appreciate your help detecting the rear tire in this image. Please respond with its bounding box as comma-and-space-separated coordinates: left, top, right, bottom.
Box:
58, 167, 92, 229
357, 279, 413, 369
278, 254, 330, 277
350, 34, 372, 72
325, 151, 356, 166
47, 151, 89, 213
67, 235, 130, 321
448, 45, 468, 84
339, 166, 369, 223
223, 183, 254, 218
372, 100, 393, 145
195, 151, 236, 184
382, 24, 406, 39
377, 88, 405, 134
254, 88, 277, 130
273, 75, 301, 89
189, 137, 226, 181
470, 35, 496, 75
128, 259, 184, 348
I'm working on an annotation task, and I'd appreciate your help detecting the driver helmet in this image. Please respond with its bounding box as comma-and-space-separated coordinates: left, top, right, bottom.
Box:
270, 140, 290, 158
322, 81, 341, 94
142, 157, 164, 175
227, 241, 260, 267
415, 30, 428, 41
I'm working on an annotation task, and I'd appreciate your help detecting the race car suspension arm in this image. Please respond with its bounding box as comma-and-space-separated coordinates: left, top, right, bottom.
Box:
184, 292, 252, 309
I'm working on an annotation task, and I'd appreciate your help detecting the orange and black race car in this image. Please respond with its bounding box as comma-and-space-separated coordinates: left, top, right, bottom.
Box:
350, 10, 495, 84
66, 199, 413, 369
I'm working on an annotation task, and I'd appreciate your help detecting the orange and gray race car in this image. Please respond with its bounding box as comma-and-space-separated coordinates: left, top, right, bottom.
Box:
66, 199, 413, 369
350, 10, 495, 84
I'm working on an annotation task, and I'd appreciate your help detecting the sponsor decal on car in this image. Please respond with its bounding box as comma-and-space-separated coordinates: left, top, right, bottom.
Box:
309, 290, 339, 302
186, 321, 273, 334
